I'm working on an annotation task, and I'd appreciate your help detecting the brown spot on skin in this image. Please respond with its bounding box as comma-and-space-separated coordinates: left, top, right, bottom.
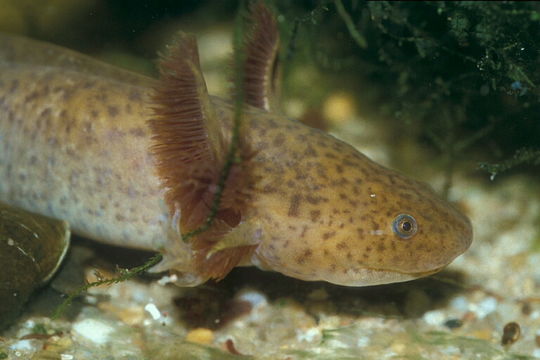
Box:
108, 105, 119, 117
323, 231, 335, 240
336, 242, 348, 250
304, 145, 317, 157
40, 108, 51, 118
62, 89, 75, 101
324, 152, 337, 159
316, 168, 328, 180
306, 195, 323, 205
296, 249, 313, 265
377, 243, 386, 252
273, 133, 286, 146
310, 210, 321, 222
288, 194, 301, 217
24, 91, 40, 102
300, 225, 308, 238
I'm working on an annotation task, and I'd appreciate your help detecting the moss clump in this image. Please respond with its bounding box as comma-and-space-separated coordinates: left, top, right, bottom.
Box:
275, 1, 540, 180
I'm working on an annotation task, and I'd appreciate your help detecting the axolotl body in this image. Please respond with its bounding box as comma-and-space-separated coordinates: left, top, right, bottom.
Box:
0, 4, 472, 287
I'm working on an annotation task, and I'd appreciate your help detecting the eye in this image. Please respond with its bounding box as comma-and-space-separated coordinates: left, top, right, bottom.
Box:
392, 214, 418, 239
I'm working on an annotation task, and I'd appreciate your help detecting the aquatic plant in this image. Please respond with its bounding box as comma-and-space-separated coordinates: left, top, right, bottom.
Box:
274, 0, 540, 180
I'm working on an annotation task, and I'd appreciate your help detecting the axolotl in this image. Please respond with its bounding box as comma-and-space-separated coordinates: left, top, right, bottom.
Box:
0, 4, 472, 287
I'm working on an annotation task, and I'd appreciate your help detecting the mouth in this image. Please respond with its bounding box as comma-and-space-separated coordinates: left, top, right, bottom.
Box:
328, 265, 448, 287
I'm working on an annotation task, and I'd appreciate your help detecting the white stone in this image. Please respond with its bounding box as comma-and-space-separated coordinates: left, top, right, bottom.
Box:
473, 297, 498, 319
423, 310, 445, 326
9, 339, 35, 351
144, 303, 162, 320
72, 318, 114, 345
238, 290, 267, 308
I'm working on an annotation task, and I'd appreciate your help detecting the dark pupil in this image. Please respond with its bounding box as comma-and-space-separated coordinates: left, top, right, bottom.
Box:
401, 221, 412, 232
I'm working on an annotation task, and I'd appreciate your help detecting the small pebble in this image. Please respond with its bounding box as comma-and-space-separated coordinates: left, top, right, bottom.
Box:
237, 290, 267, 308
423, 310, 445, 326
157, 273, 178, 286
501, 321, 521, 346
9, 339, 36, 351
323, 92, 356, 125
472, 297, 498, 319
72, 319, 113, 345
185, 328, 214, 345
307, 288, 329, 301
144, 303, 161, 320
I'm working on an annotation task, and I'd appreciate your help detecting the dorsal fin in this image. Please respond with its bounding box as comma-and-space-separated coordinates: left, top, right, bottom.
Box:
240, 1, 281, 112
149, 32, 256, 281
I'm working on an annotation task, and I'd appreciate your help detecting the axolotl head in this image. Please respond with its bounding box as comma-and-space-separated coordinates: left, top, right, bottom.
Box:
148, 2, 472, 287
250, 116, 473, 286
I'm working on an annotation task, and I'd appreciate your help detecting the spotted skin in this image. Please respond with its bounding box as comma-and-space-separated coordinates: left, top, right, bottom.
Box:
0, 33, 472, 286
0, 35, 167, 251
235, 108, 472, 285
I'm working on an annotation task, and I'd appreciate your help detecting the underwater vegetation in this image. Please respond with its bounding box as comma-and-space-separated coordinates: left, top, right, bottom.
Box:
273, 0, 540, 181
